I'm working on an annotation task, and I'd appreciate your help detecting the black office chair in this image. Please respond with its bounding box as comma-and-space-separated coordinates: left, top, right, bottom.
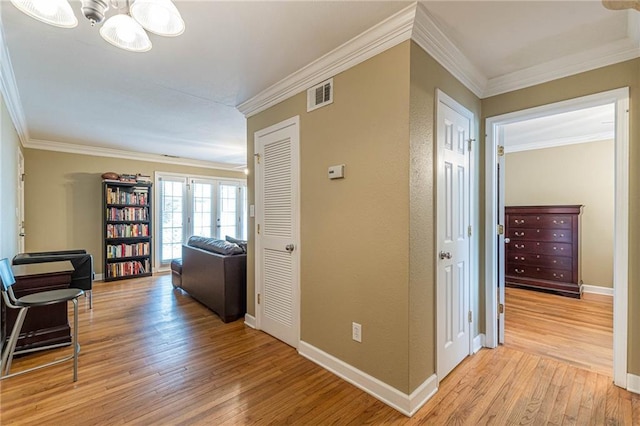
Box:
0, 258, 83, 381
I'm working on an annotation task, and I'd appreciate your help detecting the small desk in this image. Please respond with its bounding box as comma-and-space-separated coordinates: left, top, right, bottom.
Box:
1, 260, 75, 352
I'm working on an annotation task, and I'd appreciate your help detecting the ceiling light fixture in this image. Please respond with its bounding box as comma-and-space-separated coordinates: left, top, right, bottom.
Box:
9, 0, 185, 53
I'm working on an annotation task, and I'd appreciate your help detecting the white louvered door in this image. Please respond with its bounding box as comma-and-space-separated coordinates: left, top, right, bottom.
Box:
255, 117, 300, 348
436, 91, 472, 381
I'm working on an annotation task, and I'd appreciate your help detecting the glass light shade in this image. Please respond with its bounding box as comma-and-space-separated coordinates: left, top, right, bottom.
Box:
130, 0, 185, 37
99, 14, 152, 53
10, 0, 78, 28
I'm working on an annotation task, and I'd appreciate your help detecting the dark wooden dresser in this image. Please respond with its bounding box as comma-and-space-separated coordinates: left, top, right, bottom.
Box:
505, 205, 582, 298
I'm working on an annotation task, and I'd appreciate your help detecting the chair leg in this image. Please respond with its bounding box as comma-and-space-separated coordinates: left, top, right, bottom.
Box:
1, 307, 28, 377
88, 290, 92, 310
73, 298, 79, 382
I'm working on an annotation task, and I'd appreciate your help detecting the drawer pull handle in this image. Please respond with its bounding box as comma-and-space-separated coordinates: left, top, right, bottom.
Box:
515, 219, 525, 224
553, 273, 564, 278
553, 260, 556, 263
515, 231, 525, 237
515, 268, 525, 274
553, 220, 566, 224
515, 244, 525, 249
553, 233, 565, 238
514, 256, 525, 261
536, 255, 540, 259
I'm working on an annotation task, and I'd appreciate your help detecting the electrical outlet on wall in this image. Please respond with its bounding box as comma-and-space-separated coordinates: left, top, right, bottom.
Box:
352, 322, 362, 343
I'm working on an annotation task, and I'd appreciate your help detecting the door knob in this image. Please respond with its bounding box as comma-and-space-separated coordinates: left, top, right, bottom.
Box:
439, 251, 452, 260
504, 238, 510, 243
285, 244, 295, 252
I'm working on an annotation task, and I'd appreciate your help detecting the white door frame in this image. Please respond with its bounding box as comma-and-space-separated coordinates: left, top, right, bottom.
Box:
484, 88, 629, 388
254, 116, 301, 347
436, 89, 478, 380
17, 149, 25, 253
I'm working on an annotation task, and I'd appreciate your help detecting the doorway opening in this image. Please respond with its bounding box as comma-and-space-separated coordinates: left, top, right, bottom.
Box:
484, 88, 629, 388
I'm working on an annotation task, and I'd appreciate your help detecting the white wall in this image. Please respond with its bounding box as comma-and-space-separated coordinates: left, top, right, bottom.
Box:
0, 92, 20, 259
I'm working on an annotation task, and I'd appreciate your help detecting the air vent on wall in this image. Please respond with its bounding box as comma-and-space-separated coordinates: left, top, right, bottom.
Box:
307, 78, 333, 112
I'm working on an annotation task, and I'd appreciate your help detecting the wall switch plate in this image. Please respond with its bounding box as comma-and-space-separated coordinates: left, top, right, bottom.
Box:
352, 322, 362, 342
249, 205, 255, 217
328, 164, 345, 179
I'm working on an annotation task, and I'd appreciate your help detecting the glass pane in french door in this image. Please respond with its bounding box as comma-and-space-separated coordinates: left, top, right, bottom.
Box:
160, 179, 185, 262
218, 183, 238, 239
192, 181, 214, 238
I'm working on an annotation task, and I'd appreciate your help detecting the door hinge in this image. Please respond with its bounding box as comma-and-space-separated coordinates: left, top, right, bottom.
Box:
499, 303, 504, 314
468, 311, 472, 323
497, 224, 504, 235
467, 138, 475, 152
257, 293, 261, 304
468, 225, 472, 237
257, 224, 260, 234
497, 145, 505, 157
254, 153, 261, 164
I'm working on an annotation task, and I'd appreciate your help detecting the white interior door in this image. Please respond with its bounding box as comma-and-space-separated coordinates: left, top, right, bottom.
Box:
255, 116, 300, 348
436, 91, 472, 380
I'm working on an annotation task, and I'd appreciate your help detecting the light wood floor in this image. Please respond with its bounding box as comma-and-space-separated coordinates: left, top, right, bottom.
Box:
1, 274, 638, 424
505, 287, 613, 376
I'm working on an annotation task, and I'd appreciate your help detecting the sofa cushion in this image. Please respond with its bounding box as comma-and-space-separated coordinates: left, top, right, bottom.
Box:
225, 236, 247, 253
187, 236, 244, 255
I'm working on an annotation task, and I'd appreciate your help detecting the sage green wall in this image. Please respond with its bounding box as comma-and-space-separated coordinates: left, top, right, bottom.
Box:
0, 93, 21, 259
481, 58, 640, 376
248, 42, 412, 392
23, 149, 244, 275
408, 41, 481, 391
506, 140, 614, 288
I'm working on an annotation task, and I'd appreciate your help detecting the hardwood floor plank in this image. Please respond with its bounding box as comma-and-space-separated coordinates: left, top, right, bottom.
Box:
1, 273, 638, 425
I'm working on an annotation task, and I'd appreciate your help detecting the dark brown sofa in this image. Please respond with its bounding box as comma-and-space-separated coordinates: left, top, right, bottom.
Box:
177, 236, 246, 323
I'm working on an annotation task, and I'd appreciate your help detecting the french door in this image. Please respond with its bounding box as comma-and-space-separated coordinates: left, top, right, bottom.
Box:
156, 174, 246, 267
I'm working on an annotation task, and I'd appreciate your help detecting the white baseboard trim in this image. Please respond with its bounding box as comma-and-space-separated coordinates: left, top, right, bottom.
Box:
473, 333, 485, 354
244, 314, 256, 329
627, 373, 640, 394
582, 284, 614, 296
298, 341, 437, 416
94, 273, 104, 281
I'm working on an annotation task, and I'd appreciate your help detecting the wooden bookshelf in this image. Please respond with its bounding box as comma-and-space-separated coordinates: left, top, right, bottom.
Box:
103, 181, 152, 281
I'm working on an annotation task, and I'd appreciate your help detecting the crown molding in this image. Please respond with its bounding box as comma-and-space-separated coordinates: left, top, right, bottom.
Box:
237, 3, 417, 118
411, 3, 486, 98
0, 22, 29, 145
484, 38, 640, 98
24, 139, 244, 171
505, 133, 614, 154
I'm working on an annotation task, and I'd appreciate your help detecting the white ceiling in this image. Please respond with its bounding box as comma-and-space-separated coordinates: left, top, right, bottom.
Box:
0, 1, 638, 168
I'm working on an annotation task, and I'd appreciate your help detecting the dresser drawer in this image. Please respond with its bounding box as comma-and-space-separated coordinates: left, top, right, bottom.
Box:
507, 214, 573, 230
507, 265, 572, 283
509, 241, 572, 257
507, 228, 572, 243
507, 253, 572, 269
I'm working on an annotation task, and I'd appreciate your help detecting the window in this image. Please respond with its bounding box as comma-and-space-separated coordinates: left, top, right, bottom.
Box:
156, 173, 247, 266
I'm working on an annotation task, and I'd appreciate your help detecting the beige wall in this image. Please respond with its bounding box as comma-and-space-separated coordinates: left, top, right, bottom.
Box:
408, 41, 481, 391
247, 41, 481, 394
248, 42, 412, 392
0, 93, 21, 259
506, 140, 614, 288
482, 58, 640, 376
24, 149, 244, 274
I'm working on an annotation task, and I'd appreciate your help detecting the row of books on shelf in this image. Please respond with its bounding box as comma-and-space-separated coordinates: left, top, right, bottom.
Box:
106, 242, 150, 259
106, 187, 149, 205
106, 223, 150, 238
106, 259, 150, 278
106, 206, 148, 221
